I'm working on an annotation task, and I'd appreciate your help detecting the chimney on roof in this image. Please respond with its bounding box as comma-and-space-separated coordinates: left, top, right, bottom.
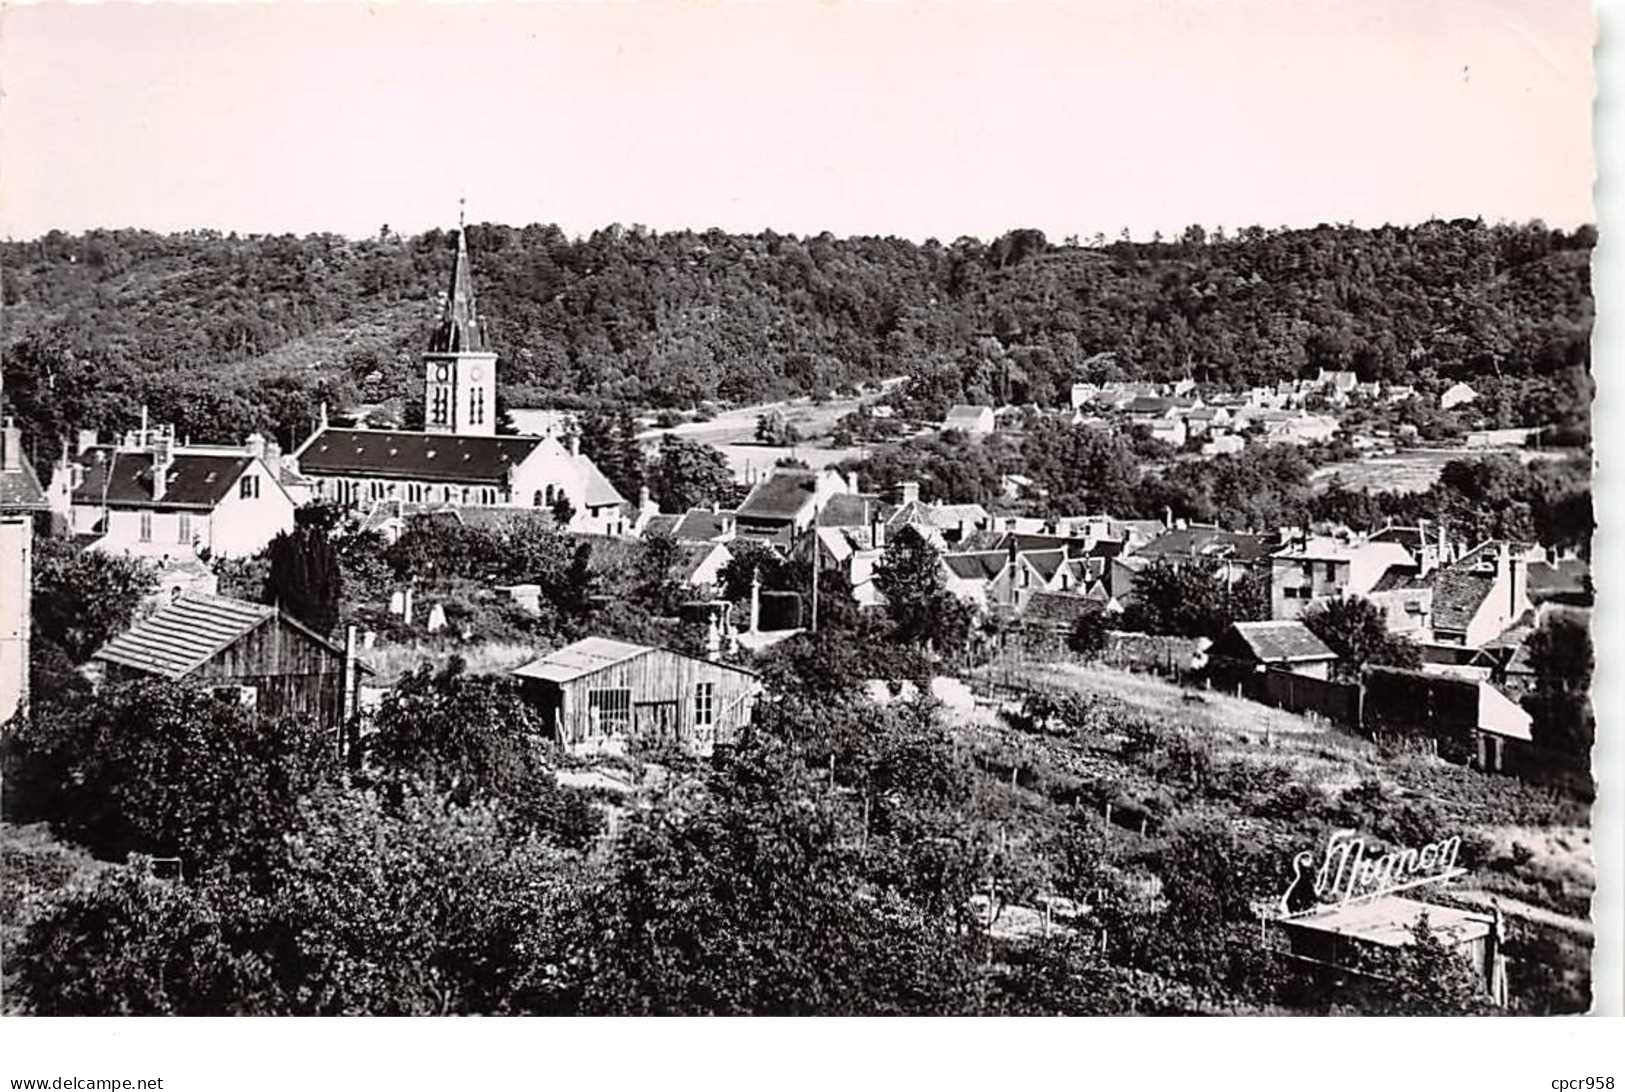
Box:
0, 417, 19, 473
899, 480, 920, 505
319, 402, 330, 431
244, 432, 266, 459
151, 427, 174, 501
76, 428, 99, 455
1163, 505, 1173, 530
568, 432, 581, 458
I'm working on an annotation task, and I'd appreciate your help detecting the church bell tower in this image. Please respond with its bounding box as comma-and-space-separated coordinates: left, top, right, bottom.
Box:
423, 211, 498, 437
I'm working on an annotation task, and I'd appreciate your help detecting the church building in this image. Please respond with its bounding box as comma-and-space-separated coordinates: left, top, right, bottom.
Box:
291, 223, 630, 535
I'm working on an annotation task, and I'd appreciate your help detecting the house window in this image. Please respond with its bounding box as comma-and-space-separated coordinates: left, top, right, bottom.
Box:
588, 689, 632, 734
239, 475, 260, 500
139, 511, 153, 542
695, 682, 715, 727
1323, 562, 1337, 581
177, 513, 191, 544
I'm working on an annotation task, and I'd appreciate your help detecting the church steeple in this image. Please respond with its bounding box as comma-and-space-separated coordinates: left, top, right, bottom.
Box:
428, 219, 489, 354
422, 206, 499, 437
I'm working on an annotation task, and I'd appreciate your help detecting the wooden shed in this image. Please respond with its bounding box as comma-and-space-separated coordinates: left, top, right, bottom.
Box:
512, 637, 761, 756
92, 592, 368, 733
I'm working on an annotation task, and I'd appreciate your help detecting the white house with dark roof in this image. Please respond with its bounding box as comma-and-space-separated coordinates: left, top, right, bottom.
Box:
733, 467, 852, 542
55, 423, 297, 559
290, 222, 628, 535
941, 405, 995, 434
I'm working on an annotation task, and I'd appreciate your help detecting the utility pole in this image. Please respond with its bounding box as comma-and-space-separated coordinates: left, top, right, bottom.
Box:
810, 505, 820, 635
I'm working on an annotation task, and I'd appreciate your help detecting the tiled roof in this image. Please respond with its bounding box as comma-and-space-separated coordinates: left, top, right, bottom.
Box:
297, 428, 543, 486
1227, 620, 1336, 663
1125, 396, 1176, 414
943, 551, 1010, 582
0, 440, 48, 511
737, 470, 819, 522
674, 542, 727, 584
571, 456, 626, 509
673, 509, 735, 541
816, 493, 884, 528
72, 449, 253, 510
1430, 568, 1496, 633
1369, 565, 1429, 594
1136, 527, 1278, 563
512, 637, 652, 683
1022, 548, 1069, 582
93, 593, 276, 679
1022, 591, 1105, 628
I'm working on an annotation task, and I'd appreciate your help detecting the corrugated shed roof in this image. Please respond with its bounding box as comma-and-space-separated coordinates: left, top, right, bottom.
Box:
1228, 620, 1336, 663
512, 637, 652, 683
72, 450, 252, 510
93, 593, 276, 679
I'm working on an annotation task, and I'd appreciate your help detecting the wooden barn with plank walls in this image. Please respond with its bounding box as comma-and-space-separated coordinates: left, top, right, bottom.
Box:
512, 637, 761, 756
92, 592, 369, 735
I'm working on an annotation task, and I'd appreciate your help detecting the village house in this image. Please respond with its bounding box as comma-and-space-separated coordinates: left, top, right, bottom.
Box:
52, 421, 298, 560
1207, 620, 1339, 680
941, 404, 995, 434
90, 592, 370, 734
1268, 535, 1416, 621
1135, 525, 1280, 576
1182, 406, 1230, 437
1427, 542, 1536, 648
511, 637, 762, 756
291, 224, 628, 536
1385, 384, 1417, 404
733, 467, 854, 543
1439, 382, 1479, 410
1068, 382, 1100, 409
643, 506, 739, 544
1201, 432, 1245, 457
1314, 369, 1359, 399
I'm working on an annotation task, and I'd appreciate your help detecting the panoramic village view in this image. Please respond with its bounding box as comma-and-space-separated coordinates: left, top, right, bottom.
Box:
0, 212, 1595, 1016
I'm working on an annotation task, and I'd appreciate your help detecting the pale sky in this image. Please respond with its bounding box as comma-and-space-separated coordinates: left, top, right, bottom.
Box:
0, 0, 1597, 242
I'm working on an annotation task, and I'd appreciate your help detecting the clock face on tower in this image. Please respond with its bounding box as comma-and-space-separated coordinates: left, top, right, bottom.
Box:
434, 364, 449, 383
470, 365, 484, 381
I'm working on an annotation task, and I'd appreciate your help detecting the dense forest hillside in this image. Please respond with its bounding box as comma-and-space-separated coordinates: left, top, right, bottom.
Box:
0, 219, 1593, 456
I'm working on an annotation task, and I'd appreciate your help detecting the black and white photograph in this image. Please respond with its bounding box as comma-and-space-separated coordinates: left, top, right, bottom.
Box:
0, 0, 1619, 1083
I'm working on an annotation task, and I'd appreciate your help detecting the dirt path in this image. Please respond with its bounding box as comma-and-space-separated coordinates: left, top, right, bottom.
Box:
1451, 888, 1593, 938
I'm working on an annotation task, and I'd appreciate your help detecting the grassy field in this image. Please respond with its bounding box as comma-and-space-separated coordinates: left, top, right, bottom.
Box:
636, 378, 908, 482
952, 659, 1593, 1010
1311, 445, 1580, 494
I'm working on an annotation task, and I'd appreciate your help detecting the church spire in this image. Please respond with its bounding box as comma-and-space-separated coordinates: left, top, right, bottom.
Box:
429, 207, 488, 353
